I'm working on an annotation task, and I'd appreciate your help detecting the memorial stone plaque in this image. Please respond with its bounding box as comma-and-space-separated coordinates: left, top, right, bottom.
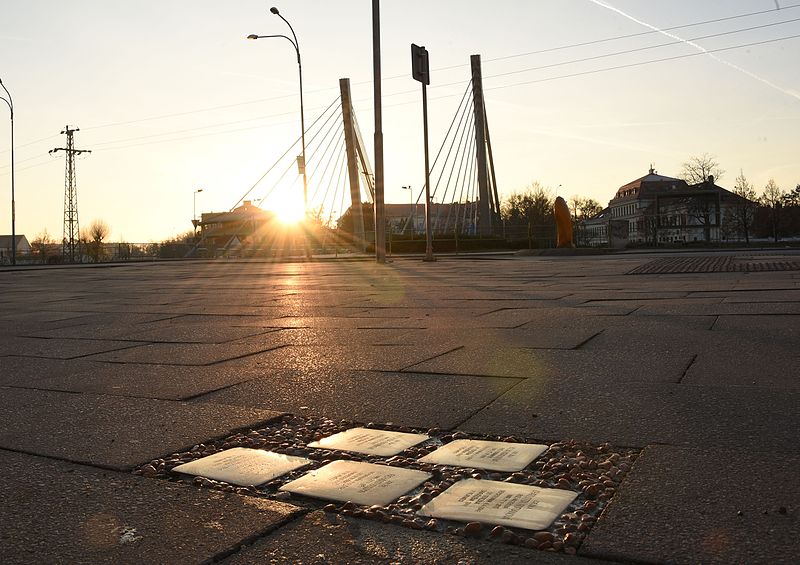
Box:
280, 460, 431, 506
172, 448, 311, 486
308, 427, 429, 457
419, 439, 547, 472
417, 479, 577, 530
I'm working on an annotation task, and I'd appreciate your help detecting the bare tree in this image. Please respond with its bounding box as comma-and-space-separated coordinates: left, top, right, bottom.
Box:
501, 182, 556, 248
686, 197, 716, 243
761, 178, 785, 243
31, 229, 54, 264
680, 153, 725, 185
726, 170, 757, 244
86, 219, 111, 262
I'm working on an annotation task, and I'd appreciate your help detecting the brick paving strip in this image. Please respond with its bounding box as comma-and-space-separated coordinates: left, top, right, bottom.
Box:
628, 255, 800, 274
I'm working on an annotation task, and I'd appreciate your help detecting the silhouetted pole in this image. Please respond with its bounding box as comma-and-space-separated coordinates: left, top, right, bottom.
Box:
372, 0, 386, 263
471, 55, 491, 237
0, 79, 15, 265
412, 44, 433, 261
248, 5, 310, 258
421, 67, 434, 261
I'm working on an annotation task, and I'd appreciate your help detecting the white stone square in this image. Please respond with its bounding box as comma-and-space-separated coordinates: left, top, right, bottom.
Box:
417, 479, 577, 530
308, 427, 429, 457
280, 460, 431, 506
418, 439, 547, 472
172, 448, 311, 486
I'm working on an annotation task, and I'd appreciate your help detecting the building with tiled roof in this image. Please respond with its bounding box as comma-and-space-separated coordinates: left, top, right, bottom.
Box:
582, 167, 751, 247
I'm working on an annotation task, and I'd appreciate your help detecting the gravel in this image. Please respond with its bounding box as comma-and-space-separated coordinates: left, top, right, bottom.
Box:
134, 414, 639, 554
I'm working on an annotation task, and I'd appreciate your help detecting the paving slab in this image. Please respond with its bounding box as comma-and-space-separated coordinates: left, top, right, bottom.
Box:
683, 333, 800, 388
461, 379, 800, 451
195, 369, 520, 430
580, 445, 800, 565
410, 325, 605, 350
0, 387, 283, 470
272, 327, 413, 346
712, 314, 800, 339
721, 289, 800, 302
0, 356, 84, 386
0, 450, 302, 565
0, 337, 148, 360
237, 343, 463, 372
21, 361, 265, 400
158, 313, 288, 327
123, 324, 279, 344
227, 510, 606, 565
634, 301, 800, 316
405, 347, 694, 383
16, 313, 183, 339
85, 333, 289, 365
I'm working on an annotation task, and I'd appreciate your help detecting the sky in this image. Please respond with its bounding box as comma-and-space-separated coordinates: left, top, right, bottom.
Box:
1, 0, 799, 243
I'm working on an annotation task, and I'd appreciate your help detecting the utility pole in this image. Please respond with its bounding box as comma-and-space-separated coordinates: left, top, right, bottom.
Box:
471, 55, 492, 237
50, 126, 91, 263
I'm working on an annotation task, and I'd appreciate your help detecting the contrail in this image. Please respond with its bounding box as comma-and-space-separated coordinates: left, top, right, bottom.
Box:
587, 0, 800, 102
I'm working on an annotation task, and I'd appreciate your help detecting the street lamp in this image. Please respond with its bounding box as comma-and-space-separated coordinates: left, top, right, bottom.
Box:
192, 188, 203, 236
402, 186, 414, 238
0, 78, 15, 266
247, 6, 307, 220
193, 189, 203, 219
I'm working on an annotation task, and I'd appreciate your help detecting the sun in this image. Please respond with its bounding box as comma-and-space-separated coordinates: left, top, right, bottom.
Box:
270, 194, 306, 225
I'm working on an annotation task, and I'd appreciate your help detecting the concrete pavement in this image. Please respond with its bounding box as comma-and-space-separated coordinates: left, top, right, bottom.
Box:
1, 251, 798, 564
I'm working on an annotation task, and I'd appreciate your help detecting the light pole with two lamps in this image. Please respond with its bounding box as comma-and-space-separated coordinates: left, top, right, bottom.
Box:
0, 78, 15, 266
248, 6, 311, 258
247, 7, 307, 220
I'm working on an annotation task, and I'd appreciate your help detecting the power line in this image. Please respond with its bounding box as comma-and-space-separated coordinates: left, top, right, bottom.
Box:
483, 16, 800, 81
6, 8, 798, 159
49, 28, 800, 158
476, 3, 800, 67
89, 109, 304, 149
10, 2, 793, 151
483, 32, 800, 92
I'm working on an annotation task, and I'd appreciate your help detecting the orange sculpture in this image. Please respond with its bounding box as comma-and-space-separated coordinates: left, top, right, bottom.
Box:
554, 196, 574, 248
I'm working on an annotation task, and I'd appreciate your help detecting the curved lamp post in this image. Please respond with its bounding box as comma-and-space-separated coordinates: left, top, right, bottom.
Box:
0, 78, 15, 266
247, 6, 307, 220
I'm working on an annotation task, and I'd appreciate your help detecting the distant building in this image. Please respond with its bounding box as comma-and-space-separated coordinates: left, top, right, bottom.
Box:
581, 168, 752, 247
0, 234, 31, 260
197, 201, 278, 254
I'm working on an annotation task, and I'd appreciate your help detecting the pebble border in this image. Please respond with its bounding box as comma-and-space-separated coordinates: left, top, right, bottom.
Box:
134, 414, 640, 555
